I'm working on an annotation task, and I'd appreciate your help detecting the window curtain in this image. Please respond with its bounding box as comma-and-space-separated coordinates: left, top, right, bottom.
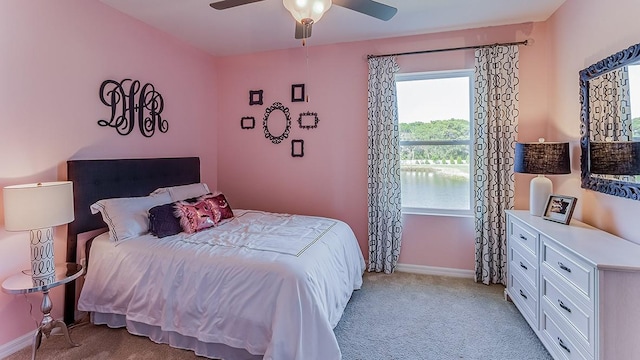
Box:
589, 67, 632, 182
473, 45, 519, 285
367, 56, 403, 274
589, 66, 632, 141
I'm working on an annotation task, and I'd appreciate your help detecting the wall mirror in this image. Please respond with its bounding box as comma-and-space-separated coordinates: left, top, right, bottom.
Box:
580, 42, 640, 200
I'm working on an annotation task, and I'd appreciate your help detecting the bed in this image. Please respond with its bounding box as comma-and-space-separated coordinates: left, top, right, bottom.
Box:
64, 157, 365, 360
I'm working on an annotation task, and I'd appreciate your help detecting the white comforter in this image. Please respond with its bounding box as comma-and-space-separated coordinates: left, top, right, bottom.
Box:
78, 210, 365, 360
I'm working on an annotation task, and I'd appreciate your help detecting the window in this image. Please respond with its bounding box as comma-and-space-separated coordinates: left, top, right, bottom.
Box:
396, 70, 474, 215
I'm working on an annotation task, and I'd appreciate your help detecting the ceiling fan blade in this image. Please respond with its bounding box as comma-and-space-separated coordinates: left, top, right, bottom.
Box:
209, 0, 265, 10
332, 0, 397, 21
295, 21, 313, 40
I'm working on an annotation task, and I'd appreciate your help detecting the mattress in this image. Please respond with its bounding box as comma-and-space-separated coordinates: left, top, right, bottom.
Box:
78, 210, 365, 360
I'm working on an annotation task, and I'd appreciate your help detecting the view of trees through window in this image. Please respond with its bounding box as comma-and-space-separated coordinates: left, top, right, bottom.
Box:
400, 119, 470, 162
396, 71, 472, 213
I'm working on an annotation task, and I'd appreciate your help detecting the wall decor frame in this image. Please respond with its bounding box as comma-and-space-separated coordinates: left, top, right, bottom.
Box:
298, 111, 319, 129
263, 102, 291, 144
291, 84, 305, 102
249, 90, 263, 105
291, 139, 304, 157
98, 79, 168, 137
542, 195, 577, 225
579, 41, 640, 200
241, 116, 255, 129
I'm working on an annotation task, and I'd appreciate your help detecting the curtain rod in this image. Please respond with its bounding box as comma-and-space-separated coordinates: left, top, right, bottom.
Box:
367, 39, 529, 59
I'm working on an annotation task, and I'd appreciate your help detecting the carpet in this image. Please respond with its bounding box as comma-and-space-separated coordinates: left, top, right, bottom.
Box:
5, 272, 552, 360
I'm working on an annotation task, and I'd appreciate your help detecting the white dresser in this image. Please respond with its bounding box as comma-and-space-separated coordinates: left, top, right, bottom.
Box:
506, 210, 640, 360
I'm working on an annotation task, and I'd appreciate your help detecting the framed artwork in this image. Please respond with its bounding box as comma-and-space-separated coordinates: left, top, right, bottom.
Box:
291, 84, 305, 102
298, 112, 319, 129
241, 116, 255, 129
291, 139, 304, 157
542, 195, 577, 225
249, 90, 263, 105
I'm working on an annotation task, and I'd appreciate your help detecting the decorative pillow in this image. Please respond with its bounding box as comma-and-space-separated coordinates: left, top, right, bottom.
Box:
200, 193, 234, 221
90, 192, 172, 242
150, 183, 210, 202
173, 198, 219, 234
148, 203, 183, 238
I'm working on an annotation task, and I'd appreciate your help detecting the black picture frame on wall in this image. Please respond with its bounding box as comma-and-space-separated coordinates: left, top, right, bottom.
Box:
298, 112, 319, 129
241, 116, 255, 129
291, 84, 305, 102
291, 139, 304, 157
249, 90, 263, 105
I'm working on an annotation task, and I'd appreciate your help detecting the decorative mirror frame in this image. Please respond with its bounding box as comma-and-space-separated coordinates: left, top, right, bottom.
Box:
263, 102, 291, 144
580, 42, 640, 200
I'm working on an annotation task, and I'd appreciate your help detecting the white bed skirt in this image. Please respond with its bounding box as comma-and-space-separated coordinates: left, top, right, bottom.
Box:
91, 312, 263, 360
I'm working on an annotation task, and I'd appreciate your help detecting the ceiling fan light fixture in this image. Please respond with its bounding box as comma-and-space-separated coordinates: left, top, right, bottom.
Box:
283, 0, 332, 23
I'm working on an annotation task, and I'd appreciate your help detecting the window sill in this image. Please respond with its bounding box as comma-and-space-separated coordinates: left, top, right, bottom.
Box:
401, 209, 473, 218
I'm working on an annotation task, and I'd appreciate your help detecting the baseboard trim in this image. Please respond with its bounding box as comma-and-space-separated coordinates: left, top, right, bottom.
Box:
395, 263, 474, 278
0, 331, 32, 358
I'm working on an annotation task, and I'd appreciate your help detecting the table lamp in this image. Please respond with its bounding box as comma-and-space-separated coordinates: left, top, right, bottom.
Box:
3, 181, 74, 283
515, 139, 571, 216
589, 141, 640, 175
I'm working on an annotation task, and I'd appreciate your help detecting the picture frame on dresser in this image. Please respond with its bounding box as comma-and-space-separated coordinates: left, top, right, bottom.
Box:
542, 195, 576, 225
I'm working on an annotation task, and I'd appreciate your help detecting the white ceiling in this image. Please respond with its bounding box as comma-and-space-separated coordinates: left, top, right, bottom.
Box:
100, 0, 566, 57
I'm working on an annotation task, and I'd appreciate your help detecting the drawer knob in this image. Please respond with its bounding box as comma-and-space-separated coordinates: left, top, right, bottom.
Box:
558, 300, 572, 313
519, 234, 527, 240
519, 289, 528, 299
558, 262, 572, 273
557, 337, 571, 353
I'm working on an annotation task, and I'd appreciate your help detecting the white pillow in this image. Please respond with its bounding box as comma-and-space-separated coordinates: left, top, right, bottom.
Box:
90, 193, 172, 242
150, 183, 210, 201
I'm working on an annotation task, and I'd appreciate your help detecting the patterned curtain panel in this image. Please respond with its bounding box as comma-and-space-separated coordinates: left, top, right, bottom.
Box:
473, 45, 519, 285
589, 67, 633, 182
589, 66, 632, 141
367, 56, 402, 274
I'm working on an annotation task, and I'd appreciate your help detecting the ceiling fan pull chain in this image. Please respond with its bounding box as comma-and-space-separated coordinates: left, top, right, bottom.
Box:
305, 42, 310, 102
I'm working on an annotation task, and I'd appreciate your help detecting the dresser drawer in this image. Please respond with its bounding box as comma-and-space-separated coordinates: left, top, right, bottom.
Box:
509, 272, 537, 327
510, 242, 537, 288
542, 238, 594, 299
510, 219, 538, 256
542, 272, 594, 354
541, 303, 591, 360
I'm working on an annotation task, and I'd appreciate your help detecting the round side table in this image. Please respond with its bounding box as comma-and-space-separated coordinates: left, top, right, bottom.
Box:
2, 263, 84, 360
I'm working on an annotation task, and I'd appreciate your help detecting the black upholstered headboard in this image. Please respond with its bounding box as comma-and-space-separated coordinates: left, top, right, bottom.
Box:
64, 157, 201, 324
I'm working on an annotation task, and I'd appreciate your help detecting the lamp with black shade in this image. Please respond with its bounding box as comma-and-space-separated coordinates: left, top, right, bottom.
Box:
3, 181, 74, 285
589, 141, 640, 176
515, 139, 571, 216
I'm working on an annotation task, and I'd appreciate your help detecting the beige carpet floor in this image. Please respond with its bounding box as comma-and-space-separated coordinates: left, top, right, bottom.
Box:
5, 272, 552, 360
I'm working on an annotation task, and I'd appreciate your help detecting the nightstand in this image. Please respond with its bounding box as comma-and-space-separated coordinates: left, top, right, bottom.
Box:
2, 263, 84, 360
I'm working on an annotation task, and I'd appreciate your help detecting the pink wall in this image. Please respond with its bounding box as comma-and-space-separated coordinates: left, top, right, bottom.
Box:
6, 0, 635, 351
546, 0, 640, 244
0, 0, 217, 346
216, 22, 550, 270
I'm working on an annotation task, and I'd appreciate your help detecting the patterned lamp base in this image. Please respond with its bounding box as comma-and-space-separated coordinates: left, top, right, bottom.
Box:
30, 228, 55, 281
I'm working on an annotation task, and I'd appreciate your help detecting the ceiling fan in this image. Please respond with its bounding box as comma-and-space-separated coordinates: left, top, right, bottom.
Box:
209, 0, 397, 40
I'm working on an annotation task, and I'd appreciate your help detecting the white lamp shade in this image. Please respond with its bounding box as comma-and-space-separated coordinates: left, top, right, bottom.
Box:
3, 181, 74, 231
283, 0, 332, 23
